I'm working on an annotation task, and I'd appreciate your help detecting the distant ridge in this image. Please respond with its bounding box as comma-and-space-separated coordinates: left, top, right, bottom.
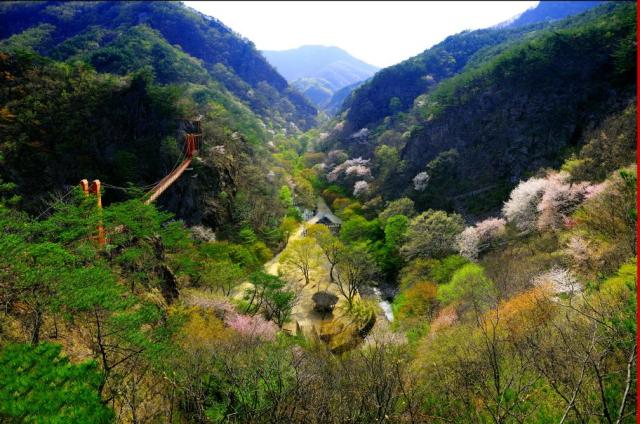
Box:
263, 45, 379, 113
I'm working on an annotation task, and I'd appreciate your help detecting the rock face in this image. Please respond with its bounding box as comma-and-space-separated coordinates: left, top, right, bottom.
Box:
158, 156, 234, 228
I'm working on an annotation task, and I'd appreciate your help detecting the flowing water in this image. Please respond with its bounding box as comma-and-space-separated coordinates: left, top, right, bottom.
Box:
372, 287, 394, 322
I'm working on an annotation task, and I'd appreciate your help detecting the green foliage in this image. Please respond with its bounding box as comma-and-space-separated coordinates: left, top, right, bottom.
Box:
0, 1, 317, 130
372, 145, 405, 196
378, 197, 415, 224
398, 255, 468, 289
0, 51, 181, 212
243, 272, 293, 325
0, 23, 55, 54
395, 281, 438, 322
563, 103, 637, 182
401, 209, 464, 260
339, 215, 384, 244
0, 343, 113, 423
437, 263, 495, 308
384, 215, 409, 249
430, 255, 470, 285
202, 260, 245, 296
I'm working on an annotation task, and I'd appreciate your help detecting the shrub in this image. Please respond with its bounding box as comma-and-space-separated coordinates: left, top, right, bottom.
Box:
226, 312, 278, 341
399, 255, 469, 289
0, 343, 113, 423
430, 255, 470, 284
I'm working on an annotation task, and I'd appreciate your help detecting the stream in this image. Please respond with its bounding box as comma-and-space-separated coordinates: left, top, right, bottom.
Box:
372, 287, 394, 322
314, 196, 396, 323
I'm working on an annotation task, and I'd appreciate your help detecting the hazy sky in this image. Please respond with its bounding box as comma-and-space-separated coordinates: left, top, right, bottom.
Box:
183, 1, 539, 68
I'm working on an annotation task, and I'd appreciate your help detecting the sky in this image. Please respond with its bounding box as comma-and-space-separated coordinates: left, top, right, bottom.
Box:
183, 1, 539, 68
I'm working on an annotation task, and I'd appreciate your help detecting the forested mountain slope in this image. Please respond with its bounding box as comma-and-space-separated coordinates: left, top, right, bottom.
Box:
263, 45, 378, 90
0, 1, 317, 130
0, 1, 636, 423
323, 2, 635, 215
0, 1, 317, 240
335, 0, 604, 134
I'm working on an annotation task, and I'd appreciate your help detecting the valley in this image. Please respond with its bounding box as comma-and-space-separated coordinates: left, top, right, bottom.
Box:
0, 1, 636, 423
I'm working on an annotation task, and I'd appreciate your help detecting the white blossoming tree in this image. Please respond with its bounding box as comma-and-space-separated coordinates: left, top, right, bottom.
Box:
532, 267, 580, 294
456, 218, 507, 260
536, 172, 590, 231
413, 172, 430, 191
353, 180, 370, 198
502, 177, 547, 232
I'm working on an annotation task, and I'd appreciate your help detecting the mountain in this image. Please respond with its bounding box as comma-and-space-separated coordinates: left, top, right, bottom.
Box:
0, 1, 317, 131
324, 81, 364, 116
263, 45, 378, 90
263, 45, 379, 112
323, 2, 635, 215
336, 0, 604, 131
499, 0, 604, 28
0, 2, 636, 423
0, 1, 316, 236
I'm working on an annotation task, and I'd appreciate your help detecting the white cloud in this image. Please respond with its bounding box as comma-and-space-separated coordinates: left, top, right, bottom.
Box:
183, 1, 538, 68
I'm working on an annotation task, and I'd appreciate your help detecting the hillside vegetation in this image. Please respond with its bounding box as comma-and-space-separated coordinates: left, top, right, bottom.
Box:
0, 1, 317, 130
324, 2, 635, 215
0, 1, 636, 423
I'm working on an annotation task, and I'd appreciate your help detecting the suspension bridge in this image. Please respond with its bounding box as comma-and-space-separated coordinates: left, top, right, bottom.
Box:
75, 117, 204, 246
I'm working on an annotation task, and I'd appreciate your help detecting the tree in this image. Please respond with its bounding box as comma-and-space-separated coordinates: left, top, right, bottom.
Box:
263, 287, 297, 328
306, 223, 344, 282
456, 217, 507, 260
384, 215, 409, 249
502, 177, 547, 232
536, 172, 589, 231
293, 174, 316, 209
242, 271, 295, 326
378, 197, 415, 224
373, 145, 405, 195
437, 263, 496, 311
334, 243, 378, 309
202, 260, 245, 296
401, 209, 464, 260
571, 167, 636, 274
340, 215, 383, 243
0, 343, 113, 423
396, 281, 438, 322
279, 237, 321, 287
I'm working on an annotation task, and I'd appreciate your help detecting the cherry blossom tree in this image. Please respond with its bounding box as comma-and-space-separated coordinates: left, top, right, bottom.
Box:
536, 172, 590, 231
457, 218, 507, 260
502, 177, 547, 232
532, 267, 580, 294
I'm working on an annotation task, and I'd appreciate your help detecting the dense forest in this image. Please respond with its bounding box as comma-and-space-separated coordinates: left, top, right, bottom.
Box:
0, 1, 636, 423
